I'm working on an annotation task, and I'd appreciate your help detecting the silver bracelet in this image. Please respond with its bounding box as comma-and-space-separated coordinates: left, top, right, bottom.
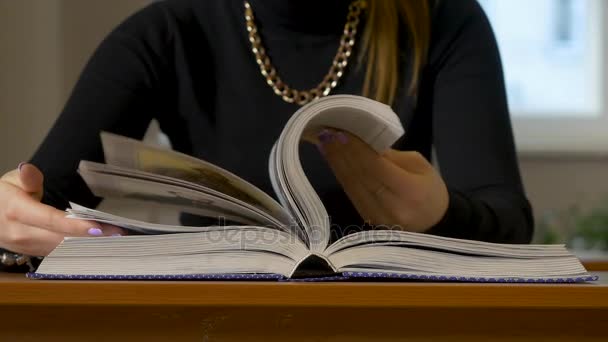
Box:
1, 251, 36, 272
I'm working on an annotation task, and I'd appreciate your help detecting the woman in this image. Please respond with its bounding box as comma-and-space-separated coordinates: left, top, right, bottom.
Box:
0, 0, 533, 270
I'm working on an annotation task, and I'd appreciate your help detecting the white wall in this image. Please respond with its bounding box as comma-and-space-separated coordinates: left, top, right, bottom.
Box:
0, 0, 149, 173
0, 0, 63, 171
520, 157, 608, 219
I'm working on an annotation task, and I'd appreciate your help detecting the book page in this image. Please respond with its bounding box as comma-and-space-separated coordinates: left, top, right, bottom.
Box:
325, 230, 570, 258
78, 169, 287, 230
101, 132, 293, 226
39, 224, 310, 277
79, 161, 289, 230
329, 245, 588, 278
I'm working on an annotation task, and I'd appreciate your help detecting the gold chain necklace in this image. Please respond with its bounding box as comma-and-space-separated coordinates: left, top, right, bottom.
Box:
244, 0, 366, 106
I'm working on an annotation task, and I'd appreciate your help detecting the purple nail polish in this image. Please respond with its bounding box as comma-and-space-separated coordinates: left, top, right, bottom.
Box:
336, 132, 348, 144
18, 162, 26, 172
88, 228, 103, 236
318, 129, 334, 144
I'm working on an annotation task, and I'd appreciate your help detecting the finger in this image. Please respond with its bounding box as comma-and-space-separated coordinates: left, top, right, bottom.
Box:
376, 156, 423, 193
321, 130, 390, 201
318, 129, 386, 176
98, 223, 127, 236
354, 159, 413, 229
319, 132, 397, 226
316, 129, 418, 228
319, 129, 400, 195
0, 169, 21, 189
374, 157, 448, 231
318, 131, 443, 231
2, 221, 65, 256
320, 132, 422, 229
382, 150, 433, 175
328, 154, 389, 226
380, 152, 446, 206
317, 129, 366, 154
7, 193, 124, 237
18, 163, 44, 199
1, 163, 44, 200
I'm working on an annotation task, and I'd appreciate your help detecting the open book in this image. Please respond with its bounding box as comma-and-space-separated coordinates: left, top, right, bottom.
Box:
31, 95, 595, 282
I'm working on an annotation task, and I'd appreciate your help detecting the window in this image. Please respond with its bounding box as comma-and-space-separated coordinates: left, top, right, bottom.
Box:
478, 0, 606, 153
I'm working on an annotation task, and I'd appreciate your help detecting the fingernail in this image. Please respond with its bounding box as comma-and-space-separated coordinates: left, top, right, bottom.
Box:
88, 228, 103, 236
317, 129, 334, 145
18, 162, 26, 172
336, 132, 348, 145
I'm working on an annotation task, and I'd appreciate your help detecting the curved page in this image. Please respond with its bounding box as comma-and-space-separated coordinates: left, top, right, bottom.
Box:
271, 95, 404, 253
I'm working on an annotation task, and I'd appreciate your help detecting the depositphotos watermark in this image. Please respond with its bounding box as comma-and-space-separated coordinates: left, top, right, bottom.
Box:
197, 217, 407, 247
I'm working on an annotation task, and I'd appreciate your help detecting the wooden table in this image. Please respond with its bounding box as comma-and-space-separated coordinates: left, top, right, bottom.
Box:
1, 272, 607, 341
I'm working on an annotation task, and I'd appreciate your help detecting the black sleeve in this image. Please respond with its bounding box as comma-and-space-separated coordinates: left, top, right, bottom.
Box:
425, 0, 534, 243
30, 3, 171, 210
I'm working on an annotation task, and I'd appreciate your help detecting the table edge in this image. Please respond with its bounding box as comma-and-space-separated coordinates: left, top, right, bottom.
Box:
2, 275, 607, 309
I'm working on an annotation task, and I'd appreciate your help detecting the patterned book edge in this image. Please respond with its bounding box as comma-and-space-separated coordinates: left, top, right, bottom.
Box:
340, 271, 600, 283
26, 273, 284, 281
27, 272, 600, 283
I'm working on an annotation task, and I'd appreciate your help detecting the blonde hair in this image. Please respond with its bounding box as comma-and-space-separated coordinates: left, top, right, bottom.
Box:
360, 0, 432, 105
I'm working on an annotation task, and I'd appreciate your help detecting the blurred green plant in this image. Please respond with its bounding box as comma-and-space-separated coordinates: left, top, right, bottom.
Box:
535, 199, 608, 251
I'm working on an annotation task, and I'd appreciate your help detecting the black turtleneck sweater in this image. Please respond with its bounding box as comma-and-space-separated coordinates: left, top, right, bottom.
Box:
30, 0, 534, 243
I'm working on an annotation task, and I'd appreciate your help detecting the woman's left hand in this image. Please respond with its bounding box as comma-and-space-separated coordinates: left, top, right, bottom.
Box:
309, 128, 449, 232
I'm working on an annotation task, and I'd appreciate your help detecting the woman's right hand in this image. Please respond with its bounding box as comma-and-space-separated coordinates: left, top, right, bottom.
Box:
0, 163, 124, 256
